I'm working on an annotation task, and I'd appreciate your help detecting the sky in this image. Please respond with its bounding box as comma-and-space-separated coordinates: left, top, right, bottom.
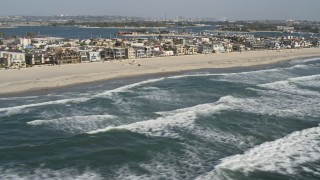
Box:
0, 0, 319, 21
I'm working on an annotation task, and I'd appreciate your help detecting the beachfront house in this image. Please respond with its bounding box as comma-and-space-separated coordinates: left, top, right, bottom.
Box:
212, 44, 225, 53
102, 48, 125, 60
198, 44, 213, 54
163, 50, 174, 56
113, 48, 126, 59
25, 50, 45, 66
125, 47, 136, 59
282, 39, 294, 49
102, 48, 114, 59
134, 46, 154, 58
136, 49, 146, 58
293, 41, 301, 48
302, 41, 313, 48
0, 57, 8, 68
266, 40, 281, 50
145, 46, 154, 58
232, 43, 246, 52
173, 46, 187, 56
79, 50, 90, 63
224, 42, 233, 52
185, 45, 198, 55
50, 49, 80, 64
88, 51, 101, 62
0, 51, 26, 68
245, 40, 266, 50
313, 39, 320, 47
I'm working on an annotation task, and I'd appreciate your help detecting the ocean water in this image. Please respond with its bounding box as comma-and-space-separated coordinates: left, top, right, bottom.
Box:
1, 57, 320, 180
0, 26, 211, 39
0, 26, 318, 39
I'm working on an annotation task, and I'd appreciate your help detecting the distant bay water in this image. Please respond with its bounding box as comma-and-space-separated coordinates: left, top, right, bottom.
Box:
0, 26, 210, 39
0, 57, 320, 179
0, 26, 318, 39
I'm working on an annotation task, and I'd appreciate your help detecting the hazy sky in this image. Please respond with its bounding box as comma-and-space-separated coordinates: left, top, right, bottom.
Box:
1, 0, 319, 20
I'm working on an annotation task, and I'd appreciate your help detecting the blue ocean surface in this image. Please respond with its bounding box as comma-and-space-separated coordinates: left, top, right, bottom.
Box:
0, 26, 318, 39
0, 26, 211, 39
1, 57, 320, 179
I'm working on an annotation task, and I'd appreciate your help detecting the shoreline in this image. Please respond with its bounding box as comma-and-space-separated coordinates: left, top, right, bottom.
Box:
0, 62, 290, 98
0, 48, 320, 96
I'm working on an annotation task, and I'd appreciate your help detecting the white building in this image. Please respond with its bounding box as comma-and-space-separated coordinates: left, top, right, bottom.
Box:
88, 51, 101, 62
19, 38, 32, 49
0, 51, 26, 68
136, 49, 146, 58
113, 48, 126, 59
163, 50, 174, 56
213, 44, 225, 53
79, 50, 89, 63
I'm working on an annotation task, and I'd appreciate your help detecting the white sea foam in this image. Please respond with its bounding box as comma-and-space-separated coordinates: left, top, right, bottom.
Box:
302, 57, 320, 63
113, 141, 219, 180
0, 95, 39, 100
167, 73, 215, 79
87, 109, 197, 137
196, 126, 320, 179
301, 165, 320, 176
258, 80, 320, 97
0, 167, 102, 180
291, 57, 320, 64
213, 67, 291, 85
94, 73, 226, 97
211, 63, 319, 85
27, 114, 117, 134
88, 102, 229, 137
243, 75, 320, 118
222, 93, 320, 118
290, 64, 310, 69
137, 89, 177, 103
189, 126, 256, 148
0, 98, 90, 114
140, 86, 160, 90
111, 128, 253, 180
89, 88, 320, 137
0, 77, 176, 116
95, 78, 166, 97
289, 74, 320, 87
291, 74, 320, 82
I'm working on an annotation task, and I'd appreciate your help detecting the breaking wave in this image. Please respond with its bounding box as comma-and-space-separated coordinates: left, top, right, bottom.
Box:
0, 98, 90, 117
197, 126, 320, 179
87, 101, 228, 138
0, 167, 102, 180
28, 114, 118, 134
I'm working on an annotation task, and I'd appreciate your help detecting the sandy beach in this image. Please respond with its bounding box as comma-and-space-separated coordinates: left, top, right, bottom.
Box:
1, 48, 320, 95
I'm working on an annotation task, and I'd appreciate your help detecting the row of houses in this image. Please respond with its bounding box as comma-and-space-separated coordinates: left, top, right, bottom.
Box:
1, 34, 319, 68
0, 43, 226, 68
0, 49, 79, 68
